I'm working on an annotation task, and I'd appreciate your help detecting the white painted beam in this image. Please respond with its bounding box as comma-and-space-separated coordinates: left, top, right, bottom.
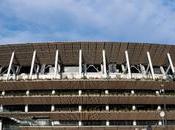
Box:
147, 51, 155, 80
29, 50, 36, 79
102, 50, 107, 77
54, 49, 59, 78
167, 53, 175, 73
79, 49, 82, 77
125, 50, 131, 79
7, 51, 15, 80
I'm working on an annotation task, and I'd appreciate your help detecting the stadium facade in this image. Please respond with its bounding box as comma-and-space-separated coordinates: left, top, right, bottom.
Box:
0, 42, 175, 130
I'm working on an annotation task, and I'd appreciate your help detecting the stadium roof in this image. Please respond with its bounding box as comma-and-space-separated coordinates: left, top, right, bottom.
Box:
0, 42, 174, 66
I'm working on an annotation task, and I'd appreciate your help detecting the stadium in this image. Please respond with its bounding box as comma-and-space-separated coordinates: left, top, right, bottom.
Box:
0, 41, 175, 130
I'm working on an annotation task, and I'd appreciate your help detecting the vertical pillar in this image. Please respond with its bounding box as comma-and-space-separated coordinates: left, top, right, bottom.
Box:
25, 105, 28, 112
133, 121, 137, 126
29, 50, 36, 79
106, 121, 109, 126
125, 50, 131, 79
78, 105, 82, 112
102, 50, 107, 77
54, 50, 59, 78
79, 49, 82, 77
147, 52, 155, 80
132, 105, 136, 111
78, 90, 82, 96
7, 51, 15, 80
78, 121, 82, 126
167, 53, 175, 73
106, 105, 109, 111
51, 105, 55, 112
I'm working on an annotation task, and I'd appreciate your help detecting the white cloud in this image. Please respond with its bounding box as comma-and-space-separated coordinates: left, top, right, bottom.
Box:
0, 0, 175, 44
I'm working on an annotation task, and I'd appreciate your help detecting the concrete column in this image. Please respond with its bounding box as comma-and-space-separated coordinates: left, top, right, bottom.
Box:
132, 105, 136, 111
51, 105, 55, 112
147, 52, 155, 80
79, 49, 82, 77
78, 105, 82, 112
102, 50, 107, 77
25, 105, 28, 112
106, 120, 109, 126
106, 105, 109, 111
29, 50, 36, 79
78, 90, 82, 96
133, 120, 137, 126
7, 51, 15, 80
78, 121, 82, 126
167, 53, 175, 73
125, 50, 131, 79
54, 50, 59, 79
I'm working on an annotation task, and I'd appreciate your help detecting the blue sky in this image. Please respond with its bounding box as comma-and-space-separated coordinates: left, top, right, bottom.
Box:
0, 0, 175, 44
